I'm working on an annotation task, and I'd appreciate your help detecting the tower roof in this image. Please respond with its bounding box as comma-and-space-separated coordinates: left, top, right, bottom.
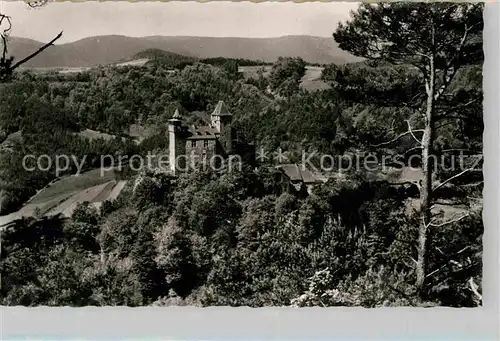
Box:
211, 101, 232, 117
169, 108, 182, 123
173, 108, 182, 119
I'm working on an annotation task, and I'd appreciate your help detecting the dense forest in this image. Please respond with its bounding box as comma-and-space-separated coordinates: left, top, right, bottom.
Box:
0, 3, 484, 307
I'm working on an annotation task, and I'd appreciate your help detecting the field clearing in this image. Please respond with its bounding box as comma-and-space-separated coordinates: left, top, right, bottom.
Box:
38, 191, 81, 213
29, 168, 117, 205
91, 181, 120, 202
17, 58, 149, 74
75, 129, 120, 142
300, 78, 330, 91
300, 66, 330, 91
407, 199, 469, 220
239, 65, 330, 92
0, 177, 129, 227
0, 193, 78, 225
58, 67, 92, 74
45, 182, 112, 217
107, 180, 128, 201
114, 58, 150, 67
16, 66, 92, 74
77, 125, 159, 145
127, 124, 164, 144
238, 65, 272, 79
46, 180, 128, 217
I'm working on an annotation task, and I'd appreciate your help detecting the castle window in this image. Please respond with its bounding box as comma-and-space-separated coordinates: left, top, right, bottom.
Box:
204, 140, 209, 148
191, 140, 196, 147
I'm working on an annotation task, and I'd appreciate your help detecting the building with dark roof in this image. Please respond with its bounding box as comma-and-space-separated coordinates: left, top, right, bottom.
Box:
168, 101, 238, 174
275, 163, 328, 195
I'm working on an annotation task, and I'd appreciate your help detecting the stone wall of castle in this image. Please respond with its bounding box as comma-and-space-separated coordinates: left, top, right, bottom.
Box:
182, 139, 224, 170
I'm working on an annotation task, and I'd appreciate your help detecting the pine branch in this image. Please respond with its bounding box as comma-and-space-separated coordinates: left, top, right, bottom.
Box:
434, 24, 471, 101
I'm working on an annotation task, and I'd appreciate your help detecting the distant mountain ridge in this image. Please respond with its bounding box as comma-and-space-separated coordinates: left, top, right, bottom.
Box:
8, 35, 362, 68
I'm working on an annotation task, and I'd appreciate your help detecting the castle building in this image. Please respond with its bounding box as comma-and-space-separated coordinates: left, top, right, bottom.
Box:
168, 101, 236, 174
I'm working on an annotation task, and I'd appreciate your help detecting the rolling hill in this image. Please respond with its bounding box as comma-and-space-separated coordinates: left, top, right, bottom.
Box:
9, 35, 362, 68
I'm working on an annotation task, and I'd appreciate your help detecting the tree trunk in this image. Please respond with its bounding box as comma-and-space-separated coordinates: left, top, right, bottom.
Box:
416, 55, 435, 295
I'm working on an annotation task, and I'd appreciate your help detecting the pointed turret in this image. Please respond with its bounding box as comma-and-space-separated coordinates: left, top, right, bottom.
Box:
210, 100, 233, 154
211, 100, 232, 117
172, 108, 182, 119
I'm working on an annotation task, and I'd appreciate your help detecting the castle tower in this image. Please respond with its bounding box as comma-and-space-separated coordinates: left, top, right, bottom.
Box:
168, 108, 185, 175
211, 100, 233, 154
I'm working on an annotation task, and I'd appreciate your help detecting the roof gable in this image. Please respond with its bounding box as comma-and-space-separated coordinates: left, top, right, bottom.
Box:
212, 100, 232, 117
185, 124, 219, 140
277, 164, 302, 181
276, 164, 328, 184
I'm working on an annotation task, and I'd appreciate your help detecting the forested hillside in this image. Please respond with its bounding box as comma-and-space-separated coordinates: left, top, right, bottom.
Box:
9, 35, 362, 68
0, 2, 484, 308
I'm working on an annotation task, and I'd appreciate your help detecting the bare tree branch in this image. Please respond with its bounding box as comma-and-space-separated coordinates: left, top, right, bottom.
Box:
371, 129, 424, 147
435, 120, 463, 130
1, 34, 8, 61
1, 14, 12, 61
371, 118, 425, 148
1, 11, 62, 81
415, 51, 431, 60
426, 263, 448, 279
468, 277, 482, 303
461, 181, 483, 187
10, 31, 63, 70
455, 245, 471, 255
441, 148, 480, 154
436, 98, 479, 120
428, 212, 469, 228
405, 120, 424, 145
402, 145, 424, 155
408, 256, 418, 265
432, 155, 483, 192
426, 244, 475, 279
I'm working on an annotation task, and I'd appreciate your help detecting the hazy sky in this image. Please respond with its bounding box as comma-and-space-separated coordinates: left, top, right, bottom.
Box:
0, 1, 358, 43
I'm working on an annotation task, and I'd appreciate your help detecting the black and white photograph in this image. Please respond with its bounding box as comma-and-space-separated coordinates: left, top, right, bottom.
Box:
0, 0, 485, 309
